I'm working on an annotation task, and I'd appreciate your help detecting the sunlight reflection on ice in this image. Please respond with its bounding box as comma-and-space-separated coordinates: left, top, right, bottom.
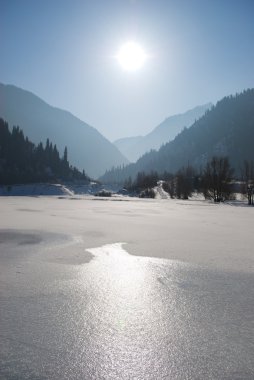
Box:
86, 242, 147, 296
86, 242, 128, 258
83, 242, 182, 379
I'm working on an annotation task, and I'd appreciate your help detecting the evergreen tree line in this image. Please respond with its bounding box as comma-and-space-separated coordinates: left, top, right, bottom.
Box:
0, 119, 89, 185
124, 156, 254, 203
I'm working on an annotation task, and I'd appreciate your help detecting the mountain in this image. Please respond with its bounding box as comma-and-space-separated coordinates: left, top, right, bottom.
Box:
0, 83, 128, 178
114, 103, 212, 162
101, 89, 254, 183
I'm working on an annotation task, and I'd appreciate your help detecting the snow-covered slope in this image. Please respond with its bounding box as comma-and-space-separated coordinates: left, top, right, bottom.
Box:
0, 183, 74, 196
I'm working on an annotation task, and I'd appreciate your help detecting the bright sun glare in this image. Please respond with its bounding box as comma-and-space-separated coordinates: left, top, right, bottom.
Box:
116, 42, 147, 71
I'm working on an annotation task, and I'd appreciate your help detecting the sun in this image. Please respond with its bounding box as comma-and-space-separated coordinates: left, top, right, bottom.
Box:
116, 41, 147, 71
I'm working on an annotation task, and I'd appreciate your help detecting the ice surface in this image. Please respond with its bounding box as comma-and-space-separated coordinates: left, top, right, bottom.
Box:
0, 196, 253, 379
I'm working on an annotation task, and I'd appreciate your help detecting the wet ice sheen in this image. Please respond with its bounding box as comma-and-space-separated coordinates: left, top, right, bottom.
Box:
0, 242, 253, 379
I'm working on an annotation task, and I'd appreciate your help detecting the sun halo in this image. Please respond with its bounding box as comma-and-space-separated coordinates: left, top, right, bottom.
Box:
116, 41, 147, 71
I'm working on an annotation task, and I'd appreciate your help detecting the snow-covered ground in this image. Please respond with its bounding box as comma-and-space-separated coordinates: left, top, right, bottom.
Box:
154, 181, 169, 199
0, 196, 253, 379
0, 182, 124, 197
0, 183, 74, 196
0, 195, 253, 272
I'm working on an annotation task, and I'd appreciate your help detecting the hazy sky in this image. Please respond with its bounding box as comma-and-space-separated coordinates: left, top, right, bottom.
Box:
1, 0, 254, 141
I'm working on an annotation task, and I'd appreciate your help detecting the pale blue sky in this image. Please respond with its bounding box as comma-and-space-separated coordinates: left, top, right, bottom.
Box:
1, 0, 254, 140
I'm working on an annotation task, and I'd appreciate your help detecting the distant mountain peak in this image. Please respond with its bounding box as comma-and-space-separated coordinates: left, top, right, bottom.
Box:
101, 89, 254, 183
114, 103, 212, 162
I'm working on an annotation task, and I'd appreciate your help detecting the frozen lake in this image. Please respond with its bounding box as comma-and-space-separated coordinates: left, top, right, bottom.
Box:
0, 196, 253, 379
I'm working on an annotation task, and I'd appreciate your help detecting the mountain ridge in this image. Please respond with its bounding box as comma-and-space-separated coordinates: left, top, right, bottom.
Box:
0, 83, 128, 178
114, 103, 212, 162
101, 89, 254, 183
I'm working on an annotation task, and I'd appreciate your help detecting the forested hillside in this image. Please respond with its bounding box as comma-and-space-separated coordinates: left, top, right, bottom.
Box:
0, 119, 89, 185
0, 83, 128, 178
101, 89, 254, 183
114, 103, 211, 162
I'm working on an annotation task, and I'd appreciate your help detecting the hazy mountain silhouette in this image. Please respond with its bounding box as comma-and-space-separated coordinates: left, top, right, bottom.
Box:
0, 83, 128, 178
114, 103, 212, 162
101, 89, 254, 183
